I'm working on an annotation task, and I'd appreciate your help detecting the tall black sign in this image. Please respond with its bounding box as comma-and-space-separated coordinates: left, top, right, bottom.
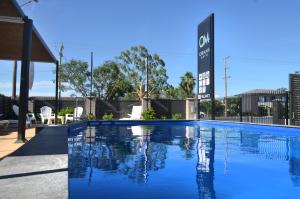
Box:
197, 14, 215, 119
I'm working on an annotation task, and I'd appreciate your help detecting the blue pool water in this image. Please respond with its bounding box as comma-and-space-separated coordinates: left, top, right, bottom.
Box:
68, 121, 300, 199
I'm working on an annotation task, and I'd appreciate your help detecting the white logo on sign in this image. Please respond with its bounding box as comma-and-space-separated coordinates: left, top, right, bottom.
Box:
198, 71, 210, 94
199, 33, 210, 48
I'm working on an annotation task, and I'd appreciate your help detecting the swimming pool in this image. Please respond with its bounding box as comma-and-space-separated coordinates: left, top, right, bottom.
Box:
68, 121, 300, 199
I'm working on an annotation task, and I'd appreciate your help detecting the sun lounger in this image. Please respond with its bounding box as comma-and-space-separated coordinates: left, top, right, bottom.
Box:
120, 106, 142, 120
65, 107, 84, 123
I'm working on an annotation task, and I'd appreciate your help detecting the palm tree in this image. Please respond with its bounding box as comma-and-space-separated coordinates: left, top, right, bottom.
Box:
180, 72, 196, 98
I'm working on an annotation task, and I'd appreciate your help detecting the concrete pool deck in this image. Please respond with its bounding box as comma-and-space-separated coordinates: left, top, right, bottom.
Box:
0, 128, 36, 159
0, 126, 68, 199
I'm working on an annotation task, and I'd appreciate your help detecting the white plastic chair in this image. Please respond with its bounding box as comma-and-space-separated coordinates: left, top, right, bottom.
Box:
26, 113, 36, 124
40, 106, 55, 124
12, 105, 33, 127
200, 111, 206, 118
65, 107, 84, 123
74, 107, 83, 119
120, 106, 142, 120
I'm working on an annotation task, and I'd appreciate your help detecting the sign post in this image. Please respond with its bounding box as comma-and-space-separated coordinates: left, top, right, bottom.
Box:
197, 14, 215, 120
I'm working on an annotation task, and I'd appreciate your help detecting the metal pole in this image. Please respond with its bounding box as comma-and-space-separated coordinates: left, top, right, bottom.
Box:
58, 43, 64, 111
55, 61, 59, 124
18, 16, 33, 141
210, 14, 215, 120
145, 57, 149, 109
285, 91, 289, 125
196, 36, 199, 120
12, 60, 17, 100
90, 52, 93, 115
224, 56, 230, 117
239, 97, 243, 122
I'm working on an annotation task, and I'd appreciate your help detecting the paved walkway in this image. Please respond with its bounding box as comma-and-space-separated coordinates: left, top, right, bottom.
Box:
0, 126, 68, 199
0, 128, 36, 159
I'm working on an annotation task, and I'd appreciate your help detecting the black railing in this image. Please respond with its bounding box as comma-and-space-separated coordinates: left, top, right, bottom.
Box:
200, 92, 290, 126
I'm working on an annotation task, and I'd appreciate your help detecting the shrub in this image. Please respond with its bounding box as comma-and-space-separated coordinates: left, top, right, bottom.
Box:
102, 113, 113, 120
141, 108, 156, 120
161, 115, 167, 120
58, 107, 74, 116
172, 113, 183, 120
86, 113, 96, 120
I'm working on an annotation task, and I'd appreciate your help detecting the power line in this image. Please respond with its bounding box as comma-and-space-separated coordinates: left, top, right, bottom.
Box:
20, 0, 38, 7
51, 42, 300, 65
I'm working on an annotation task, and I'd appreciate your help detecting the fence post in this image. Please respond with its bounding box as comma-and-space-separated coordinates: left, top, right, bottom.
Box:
142, 97, 151, 112
239, 97, 243, 122
85, 97, 96, 118
186, 98, 196, 120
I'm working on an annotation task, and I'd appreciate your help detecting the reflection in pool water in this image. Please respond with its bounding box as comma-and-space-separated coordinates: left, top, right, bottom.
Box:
68, 125, 300, 199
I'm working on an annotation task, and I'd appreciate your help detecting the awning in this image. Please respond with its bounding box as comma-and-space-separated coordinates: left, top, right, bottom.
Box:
0, 0, 58, 141
0, 0, 57, 63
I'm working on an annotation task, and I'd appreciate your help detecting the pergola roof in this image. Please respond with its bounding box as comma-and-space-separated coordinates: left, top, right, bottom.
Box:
0, 0, 57, 63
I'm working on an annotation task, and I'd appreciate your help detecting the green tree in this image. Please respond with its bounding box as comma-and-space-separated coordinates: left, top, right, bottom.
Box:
93, 61, 132, 100
180, 72, 195, 98
227, 97, 240, 116
200, 100, 211, 115
163, 85, 184, 100
58, 59, 90, 96
116, 46, 169, 100
200, 100, 224, 116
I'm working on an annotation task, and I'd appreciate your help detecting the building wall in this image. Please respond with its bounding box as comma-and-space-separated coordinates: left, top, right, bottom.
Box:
241, 93, 286, 116
290, 74, 300, 126
92, 99, 141, 119
151, 99, 186, 119
241, 95, 258, 114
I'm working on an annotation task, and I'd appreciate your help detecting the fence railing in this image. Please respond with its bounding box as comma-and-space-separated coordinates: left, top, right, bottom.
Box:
200, 92, 289, 126
0, 93, 293, 126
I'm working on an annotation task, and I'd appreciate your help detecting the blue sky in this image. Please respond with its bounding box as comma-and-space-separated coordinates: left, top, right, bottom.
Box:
1, 0, 300, 97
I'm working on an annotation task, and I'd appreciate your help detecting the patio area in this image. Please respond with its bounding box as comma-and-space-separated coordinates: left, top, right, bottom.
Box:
0, 128, 36, 159
0, 126, 68, 199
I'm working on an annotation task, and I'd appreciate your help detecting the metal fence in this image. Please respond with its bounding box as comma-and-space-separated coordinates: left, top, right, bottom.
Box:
0, 95, 187, 121
0, 91, 293, 126
200, 91, 289, 126
29, 96, 85, 120
0, 95, 13, 120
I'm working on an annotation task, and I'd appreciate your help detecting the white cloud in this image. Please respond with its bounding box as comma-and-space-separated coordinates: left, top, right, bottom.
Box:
33, 80, 55, 88
0, 80, 55, 90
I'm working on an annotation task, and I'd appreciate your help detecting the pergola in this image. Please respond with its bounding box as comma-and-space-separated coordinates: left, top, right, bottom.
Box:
0, 0, 59, 141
